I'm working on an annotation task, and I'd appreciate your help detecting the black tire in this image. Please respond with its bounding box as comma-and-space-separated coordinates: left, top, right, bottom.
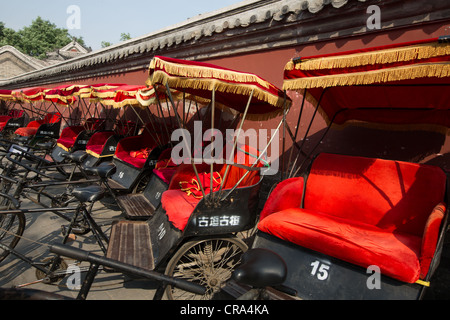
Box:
0, 212, 26, 263
164, 236, 248, 300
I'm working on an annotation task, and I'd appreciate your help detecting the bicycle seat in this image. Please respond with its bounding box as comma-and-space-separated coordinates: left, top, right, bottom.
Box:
71, 185, 105, 203
232, 248, 287, 288
63, 150, 88, 163
35, 141, 54, 150
84, 162, 116, 179
14, 135, 30, 143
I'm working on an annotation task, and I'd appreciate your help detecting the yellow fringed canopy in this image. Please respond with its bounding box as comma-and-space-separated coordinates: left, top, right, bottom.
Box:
147, 56, 291, 121
282, 37, 450, 133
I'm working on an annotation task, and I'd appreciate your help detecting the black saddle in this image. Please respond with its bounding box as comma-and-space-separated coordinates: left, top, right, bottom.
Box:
62, 150, 88, 163
35, 141, 54, 150
71, 185, 105, 203
84, 162, 116, 179
232, 248, 287, 288
14, 135, 30, 144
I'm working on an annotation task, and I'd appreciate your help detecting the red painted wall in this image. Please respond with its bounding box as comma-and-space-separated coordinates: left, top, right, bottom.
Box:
39, 20, 450, 174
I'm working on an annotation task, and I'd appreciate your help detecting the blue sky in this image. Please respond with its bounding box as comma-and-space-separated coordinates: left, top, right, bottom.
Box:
1, 0, 244, 51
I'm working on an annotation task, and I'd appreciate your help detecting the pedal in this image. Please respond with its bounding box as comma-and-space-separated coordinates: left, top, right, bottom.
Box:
61, 225, 88, 237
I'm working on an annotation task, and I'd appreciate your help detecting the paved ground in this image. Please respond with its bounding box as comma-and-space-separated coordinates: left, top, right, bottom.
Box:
0, 190, 162, 300
0, 168, 449, 301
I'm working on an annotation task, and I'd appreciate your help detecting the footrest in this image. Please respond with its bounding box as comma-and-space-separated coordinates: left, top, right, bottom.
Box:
117, 194, 155, 220
106, 221, 154, 270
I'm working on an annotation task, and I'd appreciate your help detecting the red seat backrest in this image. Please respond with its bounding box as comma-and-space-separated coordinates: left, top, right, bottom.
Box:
43, 113, 61, 124
8, 110, 24, 118
218, 144, 264, 190
168, 144, 264, 192
304, 153, 447, 236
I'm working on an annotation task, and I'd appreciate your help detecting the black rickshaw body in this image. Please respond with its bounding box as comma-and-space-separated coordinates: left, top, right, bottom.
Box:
241, 37, 450, 300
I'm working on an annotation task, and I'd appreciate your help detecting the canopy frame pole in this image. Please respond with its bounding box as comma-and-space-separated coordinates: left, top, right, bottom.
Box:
285, 88, 307, 178
48, 100, 66, 126
164, 94, 176, 131
288, 87, 327, 178
78, 95, 96, 132
291, 106, 341, 177
145, 105, 166, 146
165, 82, 208, 200
281, 90, 287, 181
129, 105, 163, 147
154, 90, 173, 142
215, 89, 254, 204
220, 107, 289, 202
209, 87, 216, 202
151, 92, 166, 138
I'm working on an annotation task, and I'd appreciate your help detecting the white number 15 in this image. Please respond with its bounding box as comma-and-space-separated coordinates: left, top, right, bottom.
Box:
310, 260, 330, 281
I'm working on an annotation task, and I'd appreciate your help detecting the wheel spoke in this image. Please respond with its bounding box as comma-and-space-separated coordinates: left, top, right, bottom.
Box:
165, 237, 247, 300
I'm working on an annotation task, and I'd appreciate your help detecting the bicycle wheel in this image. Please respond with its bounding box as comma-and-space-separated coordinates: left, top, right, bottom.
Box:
0, 212, 26, 263
164, 236, 248, 300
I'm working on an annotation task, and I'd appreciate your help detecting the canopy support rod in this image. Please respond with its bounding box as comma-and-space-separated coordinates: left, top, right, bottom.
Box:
129, 105, 163, 147
154, 90, 173, 142
288, 87, 327, 178
220, 108, 289, 202
165, 82, 207, 200
281, 90, 288, 181
209, 87, 216, 202
286, 89, 307, 178
215, 88, 254, 204
291, 107, 342, 178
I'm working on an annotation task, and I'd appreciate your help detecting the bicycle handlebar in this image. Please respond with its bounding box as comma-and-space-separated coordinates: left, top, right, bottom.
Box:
0, 192, 20, 209
49, 244, 206, 296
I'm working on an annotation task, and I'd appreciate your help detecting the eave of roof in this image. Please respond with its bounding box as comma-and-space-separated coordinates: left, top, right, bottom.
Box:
0, 45, 48, 71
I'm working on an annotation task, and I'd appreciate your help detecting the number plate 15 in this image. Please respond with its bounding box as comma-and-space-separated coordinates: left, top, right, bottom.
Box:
310, 260, 331, 281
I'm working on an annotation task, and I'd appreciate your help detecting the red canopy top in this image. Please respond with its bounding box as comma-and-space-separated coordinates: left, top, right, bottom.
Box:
0, 89, 13, 101
111, 85, 149, 108
79, 83, 126, 99
89, 84, 147, 108
44, 84, 89, 105
283, 37, 450, 130
147, 56, 291, 121
12, 87, 47, 102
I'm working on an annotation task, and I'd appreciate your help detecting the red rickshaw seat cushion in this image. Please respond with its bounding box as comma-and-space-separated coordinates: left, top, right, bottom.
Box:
86, 131, 115, 156
161, 144, 265, 232
15, 127, 39, 137
258, 153, 447, 283
0, 115, 12, 122
15, 113, 61, 137
161, 190, 202, 231
153, 148, 177, 184
114, 123, 165, 169
114, 135, 157, 169
0, 116, 11, 129
57, 126, 85, 150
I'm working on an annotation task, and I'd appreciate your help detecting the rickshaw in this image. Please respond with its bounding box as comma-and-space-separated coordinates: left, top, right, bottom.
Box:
233, 37, 450, 300
11, 87, 62, 147
0, 85, 104, 186
90, 85, 170, 194
0, 83, 182, 285
78, 84, 140, 170
60, 56, 291, 300
0, 86, 122, 274
0, 90, 26, 140
48, 84, 107, 164
112, 86, 192, 219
